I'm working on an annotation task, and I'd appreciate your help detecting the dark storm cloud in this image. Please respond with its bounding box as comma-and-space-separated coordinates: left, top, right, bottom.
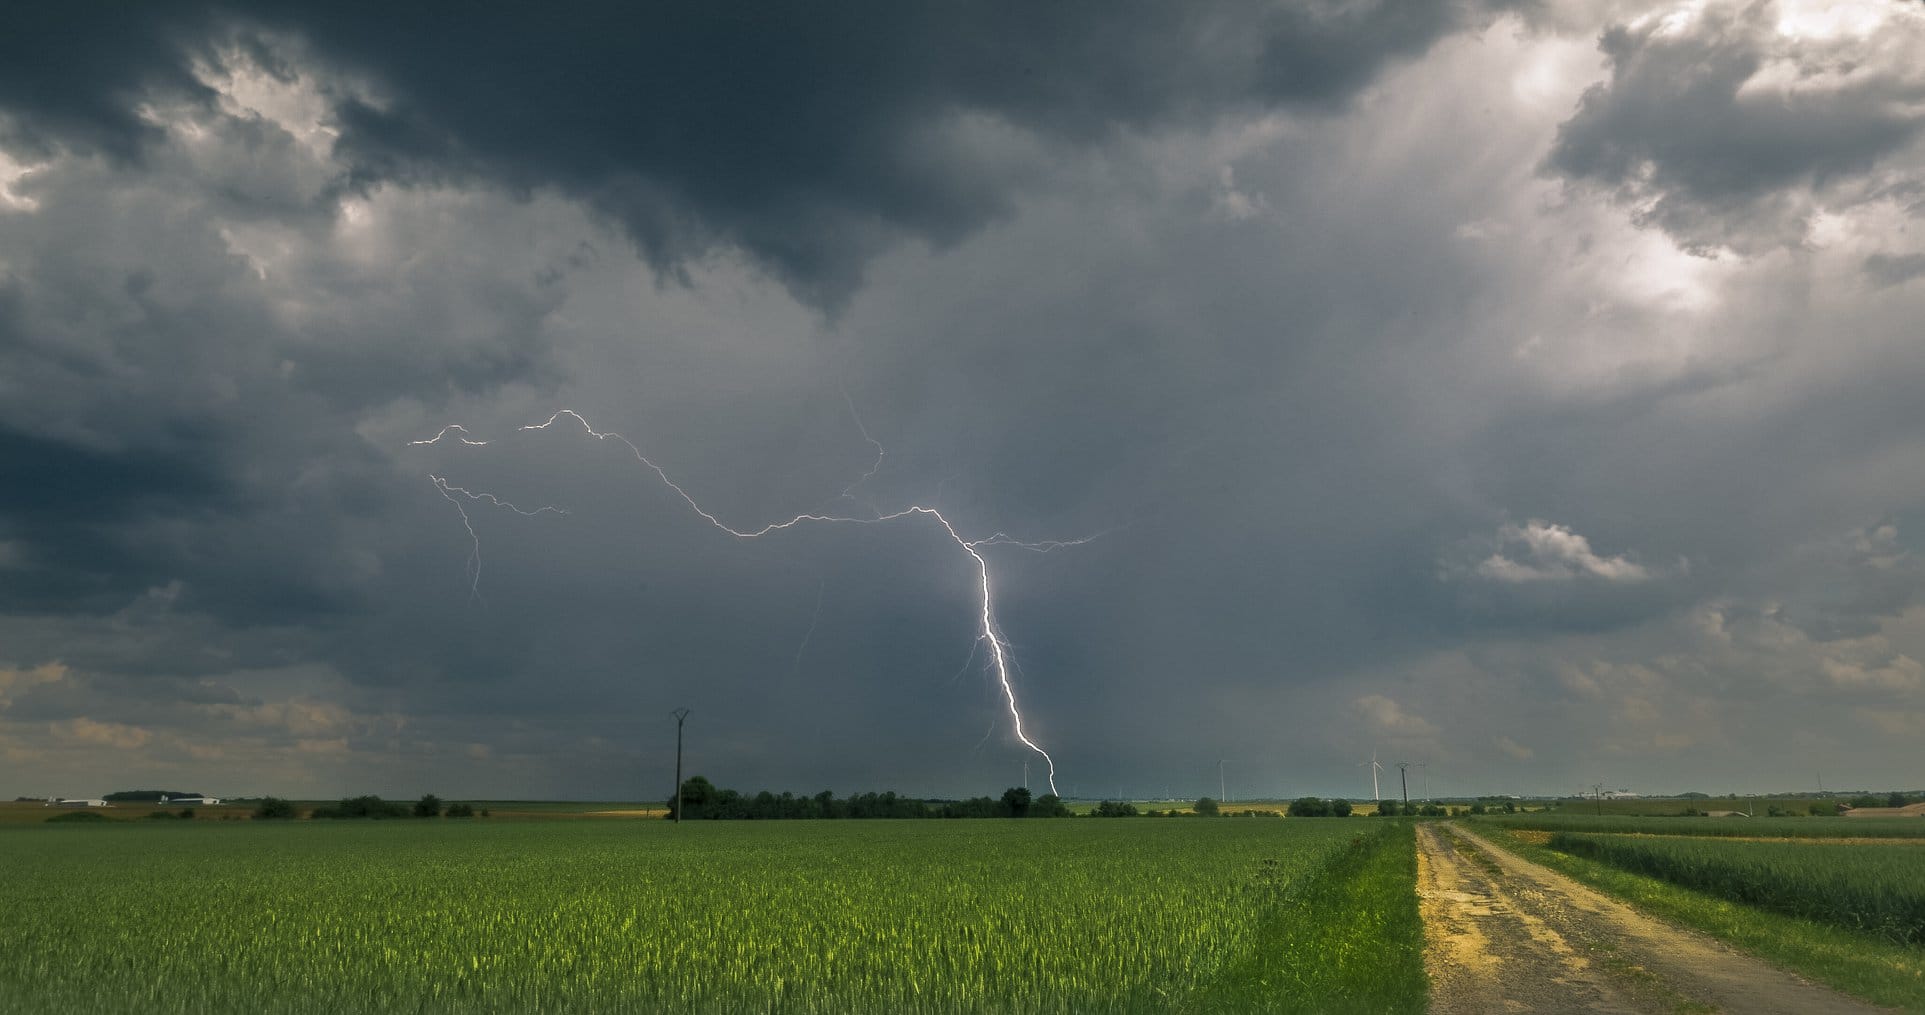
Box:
0, 426, 233, 612
0, 7, 217, 160
3, 1, 1493, 308
9, 0, 1925, 800
1547, 0, 1925, 252
1865, 252, 1925, 289
0, 426, 226, 523
309, 0, 1499, 306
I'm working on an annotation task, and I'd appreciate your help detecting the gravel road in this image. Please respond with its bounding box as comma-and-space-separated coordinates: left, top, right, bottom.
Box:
1418, 822, 1891, 1014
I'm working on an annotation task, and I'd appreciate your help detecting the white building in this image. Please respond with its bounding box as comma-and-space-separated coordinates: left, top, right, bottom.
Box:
46, 798, 109, 807
161, 796, 221, 806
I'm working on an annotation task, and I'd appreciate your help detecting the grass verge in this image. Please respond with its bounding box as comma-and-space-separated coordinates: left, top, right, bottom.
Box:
1477, 824, 1925, 1012
1200, 822, 1426, 1013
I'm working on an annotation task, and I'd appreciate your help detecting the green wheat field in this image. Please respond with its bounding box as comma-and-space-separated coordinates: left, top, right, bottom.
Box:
0, 818, 1422, 1014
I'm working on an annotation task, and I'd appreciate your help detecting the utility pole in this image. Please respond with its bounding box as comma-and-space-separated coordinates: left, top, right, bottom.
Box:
671, 708, 691, 824
1398, 762, 1410, 810
1593, 782, 1604, 816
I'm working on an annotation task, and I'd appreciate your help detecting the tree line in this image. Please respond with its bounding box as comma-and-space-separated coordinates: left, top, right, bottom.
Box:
667, 778, 1073, 820
253, 795, 483, 819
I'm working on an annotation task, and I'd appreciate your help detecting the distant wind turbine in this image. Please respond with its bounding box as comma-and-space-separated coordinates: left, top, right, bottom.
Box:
1358, 751, 1384, 800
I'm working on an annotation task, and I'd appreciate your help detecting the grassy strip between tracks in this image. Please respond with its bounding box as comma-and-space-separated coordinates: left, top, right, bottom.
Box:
1472, 823, 1925, 1012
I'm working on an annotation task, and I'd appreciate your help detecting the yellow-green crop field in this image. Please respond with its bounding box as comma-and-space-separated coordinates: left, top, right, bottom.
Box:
1546, 831, 1925, 944
0, 817, 1422, 1013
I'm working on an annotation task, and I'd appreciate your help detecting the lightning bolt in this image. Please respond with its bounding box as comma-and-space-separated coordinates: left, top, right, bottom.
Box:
408, 424, 490, 446
426, 474, 565, 600
838, 389, 885, 505
411, 407, 1096, 795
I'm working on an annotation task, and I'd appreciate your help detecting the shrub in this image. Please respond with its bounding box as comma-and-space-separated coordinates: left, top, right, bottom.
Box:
253, 797, 297, 820
311, 795, 409, 820
1194, 796, 1220, 817
414, 794, 442, 818
446, 803, 475, 818
1092, 800, 1138, 817
47, 810, 110, 823
1030, 794, 1071, 818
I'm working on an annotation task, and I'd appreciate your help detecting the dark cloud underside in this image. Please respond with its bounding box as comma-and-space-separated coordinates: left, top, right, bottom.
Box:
5, 2, 1486, 307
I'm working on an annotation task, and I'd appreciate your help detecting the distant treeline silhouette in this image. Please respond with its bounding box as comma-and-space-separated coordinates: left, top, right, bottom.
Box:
668, 777, 1071, 820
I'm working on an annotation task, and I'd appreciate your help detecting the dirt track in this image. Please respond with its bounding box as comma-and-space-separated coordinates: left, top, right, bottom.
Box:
1418, 823, 1888, 1014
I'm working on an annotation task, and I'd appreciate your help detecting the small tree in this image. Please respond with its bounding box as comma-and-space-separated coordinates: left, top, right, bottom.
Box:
1031, 793, 1071, 818
1093, 800, 1138, 817
446, 803, 475, 818
253, 797, 296, 820
668, 776, 717, 820
413, 794, 442, 818
1194, 796, 1220, 817
1001, 786, 1032, 818
1287, 797, 1329, 818
1331, 798, 1352, 817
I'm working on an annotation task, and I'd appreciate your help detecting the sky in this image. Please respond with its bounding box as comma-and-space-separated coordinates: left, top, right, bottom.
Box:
5, 0, 1925, 802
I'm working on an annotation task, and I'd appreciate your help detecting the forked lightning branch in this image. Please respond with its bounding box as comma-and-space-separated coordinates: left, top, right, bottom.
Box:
409, 409, 1098, 795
